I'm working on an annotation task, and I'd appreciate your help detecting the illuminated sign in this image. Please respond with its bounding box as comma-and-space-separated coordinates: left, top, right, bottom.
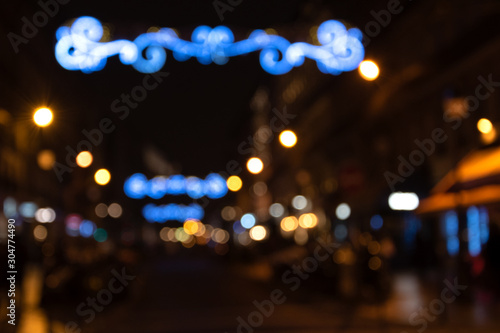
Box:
124, 173, 228, 200
55, 16, 364, 75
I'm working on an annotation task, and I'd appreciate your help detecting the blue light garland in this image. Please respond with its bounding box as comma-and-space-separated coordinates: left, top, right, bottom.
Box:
124, 173, 228, 200
143, 203, 204, 223
55, 16, 364, 75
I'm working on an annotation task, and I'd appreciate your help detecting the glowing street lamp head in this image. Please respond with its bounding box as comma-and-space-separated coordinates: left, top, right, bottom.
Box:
477, 118, 493, 134
95, 168, 111, 185
247, 157, 264, 174
359, 60, 379, 81
227, 175, 243, 192
76, 151, 93, 168
33, 107, 53, 127
279, 130, 297, 148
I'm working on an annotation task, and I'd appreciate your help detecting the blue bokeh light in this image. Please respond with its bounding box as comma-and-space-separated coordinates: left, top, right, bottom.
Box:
240, 213, 256, 229
186, 177, 205, 199
369, 215, 383, 230
19, 202, 38, 218
55, 17, 364, 76
233, 220, 245, 234
334, 224, 348, 241
79, 220, 96, 238
467, 206, 481, 257
124, 173, 148, 199
166, 175, 186, 195
479, 206, 489, 245
443, 211, 459, 256
204, 173, 228, 199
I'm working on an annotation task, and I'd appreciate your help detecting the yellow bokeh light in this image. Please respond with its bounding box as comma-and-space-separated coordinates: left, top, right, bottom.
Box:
94, 168, 111, 185
227, 175, 243, 192
33, 107, 53, 127
359, 60, 380, 81
477, 118, 493, 134
298, 213, 318, 229
279, 130, 297, 148
183, 220, 200, 235
76, 151, 93, 168
37, 150, 55, 170
249, 225, 267, 241
247, 157, 264, 174
280, 216, 299, 232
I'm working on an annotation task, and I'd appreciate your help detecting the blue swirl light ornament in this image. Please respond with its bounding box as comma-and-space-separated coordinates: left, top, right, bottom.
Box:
55, 16, 364, 75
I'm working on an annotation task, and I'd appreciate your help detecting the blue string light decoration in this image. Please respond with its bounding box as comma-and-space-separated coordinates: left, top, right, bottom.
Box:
124, 173, 228, 200
55, 16, 365, 75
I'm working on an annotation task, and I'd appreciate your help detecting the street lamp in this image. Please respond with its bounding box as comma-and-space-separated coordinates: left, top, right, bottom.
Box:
33, 107, 53, 127
359, 60, 380, 81
94, 168, 111, 185
76, 151, 93, 168
477, 118, 493, 134
226, 175, 243, 192
279, 130, 297, 148
246, 157, 264, 174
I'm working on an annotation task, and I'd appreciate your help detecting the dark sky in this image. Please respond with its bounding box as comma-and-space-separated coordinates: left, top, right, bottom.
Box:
1, 0, 318, 179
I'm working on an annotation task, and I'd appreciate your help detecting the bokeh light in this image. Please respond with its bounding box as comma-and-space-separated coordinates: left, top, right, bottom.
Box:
108, 203, 123, 218
292, 195, 308, 210
249, 225, 267, 241
33, 225, 48, 241
388, 192, 419, 211
95, 203, 108, 218
37, 150, 56, 170
65, 214, 82, 237
281, 216, 299, 232
241, 213, 256, 229
35, 208, 56, 223
335, 203, 351, 220
237, 232, 252, 246
159, 227, 170, 242
19, 202, 38, 218
80, 220, 96, 238
294, 227, 308, 245
33, 107, 53, 127
298, 213, 318, 228
370, 215, 383, 230
93, 228, 108, 242
212, 228, 230, 244
334, 224, 348, 241
232, 220, 245, 234
184, 220, 200, 235
221, 206, 237, 221
279, 130, 297, 148
247, 157, 264, 174
95, 168, 111, 185
76, 151, 93, 168
481, 127, 497, 145
252, 182, 268, 196
269, 203, 285, 218
358, 60, 379, 81
368, 256, 382, 270
227, 175, 243, 192
477, 118, 493, 134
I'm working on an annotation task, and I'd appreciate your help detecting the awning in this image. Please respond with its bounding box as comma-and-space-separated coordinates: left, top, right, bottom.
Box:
416, 146, 500, 214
